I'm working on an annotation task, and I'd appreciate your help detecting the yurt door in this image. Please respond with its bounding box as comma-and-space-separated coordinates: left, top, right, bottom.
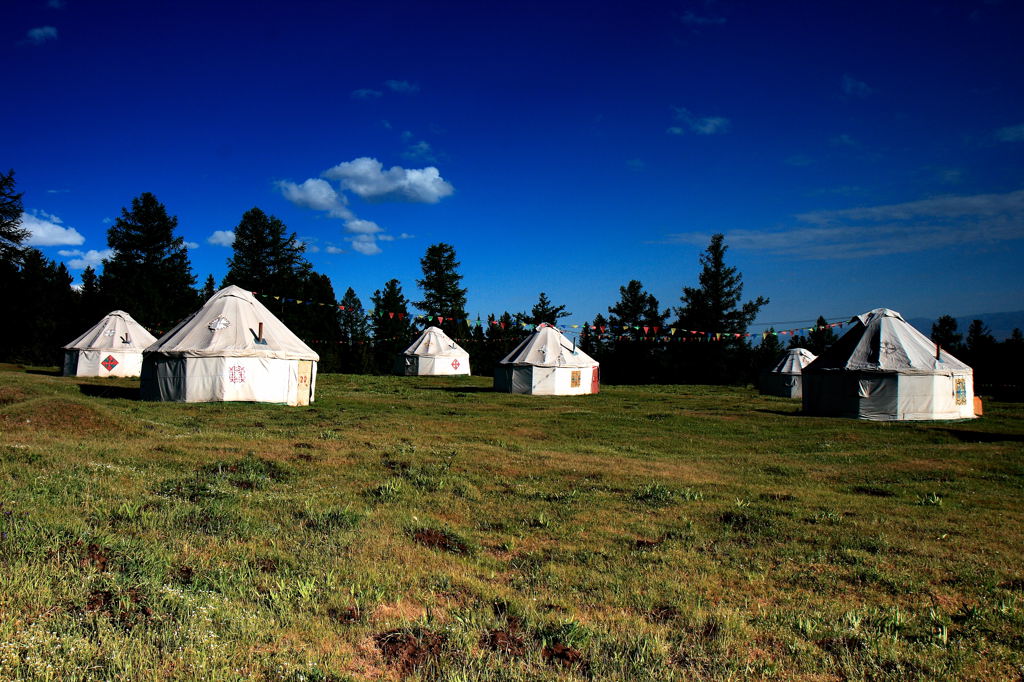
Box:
296, 361, 313, 406
591, 366, 600, 394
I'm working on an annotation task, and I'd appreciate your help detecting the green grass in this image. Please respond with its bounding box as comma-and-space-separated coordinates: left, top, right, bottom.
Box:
1, 365, 1023, 680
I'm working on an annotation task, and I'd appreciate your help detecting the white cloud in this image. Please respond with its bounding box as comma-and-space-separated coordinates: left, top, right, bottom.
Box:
671, 107, 730, 135
58, 248, 113, 269
46, 188, 69, 194
207, 230, 235, 247
323, 157, 454, 203
326, 246, 345, 254
278, 178, 351, 218
660, 189, 1024, 259
842, 74, 874, 98
351, 88, 382, 100
384, 79, 419, 94
344, 218, 382, 234
183, 241, 199, 249
26, 26, 58, 44
996, 123, 1024, 142
22, 211, 85, 246
102, 217, 112, 224
348, 234, 382, 255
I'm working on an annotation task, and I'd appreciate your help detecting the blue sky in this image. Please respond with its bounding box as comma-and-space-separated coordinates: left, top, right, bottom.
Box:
6, 0, 1024, 333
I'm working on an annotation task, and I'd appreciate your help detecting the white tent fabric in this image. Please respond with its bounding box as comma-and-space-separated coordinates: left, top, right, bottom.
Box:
759, 348, 816, 398
141, 285, 318, 405
62, 310, 158, 377
397, 326, 471, 375
494, 324, 599, 395
802, 308, 975, 420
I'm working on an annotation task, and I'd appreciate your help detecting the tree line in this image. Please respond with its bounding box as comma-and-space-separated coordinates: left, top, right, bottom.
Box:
1, 170, 1021, 395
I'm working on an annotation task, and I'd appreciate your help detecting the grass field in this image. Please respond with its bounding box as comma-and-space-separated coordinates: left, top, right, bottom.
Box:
1, 365, 1022, 681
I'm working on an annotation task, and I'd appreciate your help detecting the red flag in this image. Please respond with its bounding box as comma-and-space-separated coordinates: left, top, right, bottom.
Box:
389, 312, 395, 319
437, 316, 444, 324
643, 326, 649, 334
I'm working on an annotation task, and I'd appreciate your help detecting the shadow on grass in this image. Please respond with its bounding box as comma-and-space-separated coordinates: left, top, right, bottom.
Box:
937, 428, 1024, 443
26, 368, 63, 377
412, 386, 496, 394
78, 383, 140, 401
752, 408, 803, 417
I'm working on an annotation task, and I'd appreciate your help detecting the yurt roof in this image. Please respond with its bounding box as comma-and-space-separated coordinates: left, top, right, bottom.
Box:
771, 348, 817, 374
499, 324, 597, 368
144, 285, 318, 361
805, 308, 970, 375
402, 326, 469, 358
63, 310, 158, 351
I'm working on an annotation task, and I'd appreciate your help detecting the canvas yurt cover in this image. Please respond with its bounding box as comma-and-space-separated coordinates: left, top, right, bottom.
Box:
760, 348, 816, 398
495, 324, 599, 395
140, 285, 318, 406
62, 310, 158, 377
397, 326, 471, 376
802, 308, 975, 421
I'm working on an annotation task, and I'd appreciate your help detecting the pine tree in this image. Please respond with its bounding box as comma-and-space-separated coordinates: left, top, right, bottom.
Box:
608, 280, 667, 339
9, 250, 76, 364
931, 315, 962, 354
966, 320, 995, 354
223, 208, 309, 292
297, 272, 343, 372
754, 328, 785, 368
100, 192, 197, 326
674, 233, 767, 384
201, 274, 216, 300
788, 316, 837, 355
371, 279, 415, 373
415, 243, 467, 336
76, 265, 107, 330
0, 169, 28, 265
337, 287, 372, 373
602, 281, 669, 383
519, 292, 571, 327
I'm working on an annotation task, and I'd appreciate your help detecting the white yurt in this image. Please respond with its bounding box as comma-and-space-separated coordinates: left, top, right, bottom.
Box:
140, 285, 318, 406
760, 348, 817, 398
495, 324, 599, 395
397, 326, 471, 376
62, 310, 158, 377
802, 308, 975, 421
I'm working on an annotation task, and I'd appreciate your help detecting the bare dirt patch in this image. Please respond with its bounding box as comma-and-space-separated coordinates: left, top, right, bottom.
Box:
411, 528, 471, 554
542, 642, 586, 671
648, 604, 680, 623
374, 628, 445, 676
481, 628, 526, 656
327, 604, 362, 624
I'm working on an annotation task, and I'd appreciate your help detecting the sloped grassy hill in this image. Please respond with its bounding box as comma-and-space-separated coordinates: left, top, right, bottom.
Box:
1, 365, 1022, 680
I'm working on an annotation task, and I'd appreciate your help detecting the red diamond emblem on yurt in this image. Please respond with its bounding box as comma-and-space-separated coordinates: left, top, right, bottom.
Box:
451, 359, 460, 370
101, 355, 118, 372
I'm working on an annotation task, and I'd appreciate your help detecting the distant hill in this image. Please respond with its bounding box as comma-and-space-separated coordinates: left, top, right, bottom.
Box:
907, 311, 1024, 342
